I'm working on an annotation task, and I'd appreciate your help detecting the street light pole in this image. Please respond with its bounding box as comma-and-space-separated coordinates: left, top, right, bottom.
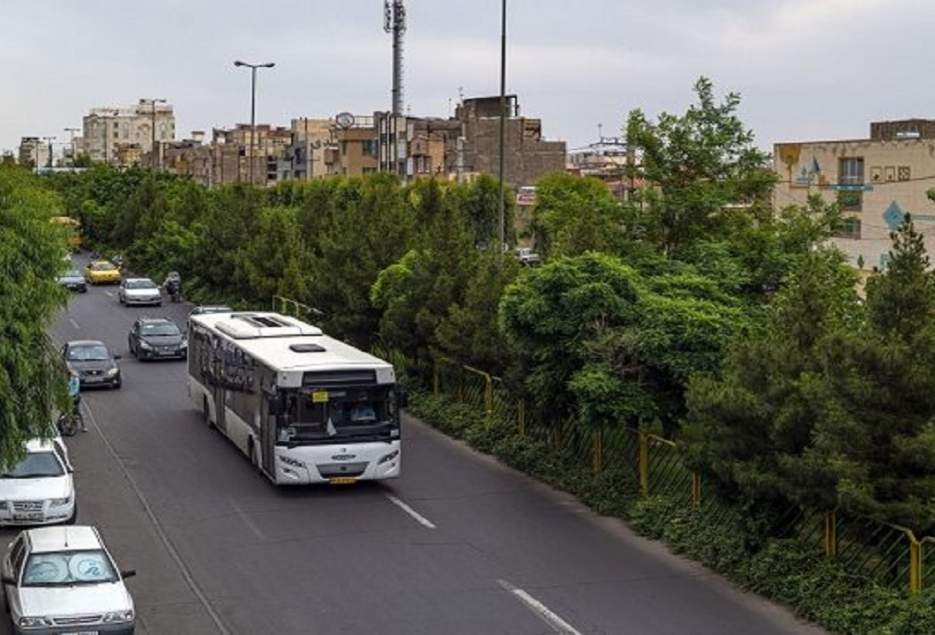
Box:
497, 0, 508, 254
40, 136, 56, 172
142, 98, 167, 173
234, 60, 275, 186
64, 128, 80, 166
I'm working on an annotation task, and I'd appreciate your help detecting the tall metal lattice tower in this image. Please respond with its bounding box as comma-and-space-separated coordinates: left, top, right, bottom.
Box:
384, 1, 406, 115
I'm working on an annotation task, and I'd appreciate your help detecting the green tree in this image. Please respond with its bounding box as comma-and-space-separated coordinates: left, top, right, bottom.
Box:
0, 166, 70, 466
371, 179, 476, 364
626, 77, 775, 256
683, 249, 862, 512
530, 172, 627, 258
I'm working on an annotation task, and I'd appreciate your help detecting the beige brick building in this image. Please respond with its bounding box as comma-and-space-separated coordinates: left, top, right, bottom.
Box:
774, 119, 935, 270
80, 100, 175, 166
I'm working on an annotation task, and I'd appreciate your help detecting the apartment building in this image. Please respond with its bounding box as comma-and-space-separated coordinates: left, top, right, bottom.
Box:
18, 137, 51, 168
80, 100, 175, 166
375, 95, 566, 188
774, 119, 935, 270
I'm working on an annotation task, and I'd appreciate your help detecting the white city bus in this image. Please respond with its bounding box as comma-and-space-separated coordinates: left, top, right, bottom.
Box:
187, 311, 403, 485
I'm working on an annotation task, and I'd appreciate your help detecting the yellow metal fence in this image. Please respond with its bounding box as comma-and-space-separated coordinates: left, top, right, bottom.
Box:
424, 354, 933, 595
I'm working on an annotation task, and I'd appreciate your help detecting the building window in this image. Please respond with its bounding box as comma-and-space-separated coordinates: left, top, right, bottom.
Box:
835, 217, 862, 240
362, 140, 376, 156
838, 157, 864, 185
837, 190, 862, 212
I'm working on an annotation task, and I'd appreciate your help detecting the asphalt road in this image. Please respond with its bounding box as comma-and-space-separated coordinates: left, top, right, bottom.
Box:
1, 257, 825, 634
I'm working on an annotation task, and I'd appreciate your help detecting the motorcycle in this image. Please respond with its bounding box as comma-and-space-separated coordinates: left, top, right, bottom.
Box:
57, 410, 81, 437
167, 282, 181, 303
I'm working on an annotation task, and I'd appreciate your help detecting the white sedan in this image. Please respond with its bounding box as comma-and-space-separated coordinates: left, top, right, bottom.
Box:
117, 278, 162, 307
1, 526, 136, 634
0, 440, 75, 527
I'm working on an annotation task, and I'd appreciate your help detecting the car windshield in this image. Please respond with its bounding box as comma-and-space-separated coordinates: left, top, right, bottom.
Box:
67, 344, 110, 361
91, 262, 116, 271
141, 323, 179, 336
126, 279, 157, 290
1, 452, 64, 479
21, 550, 118, 587
61, 270, 81, 278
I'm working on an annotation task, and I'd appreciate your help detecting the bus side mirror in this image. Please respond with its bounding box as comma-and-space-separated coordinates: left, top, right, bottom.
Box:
397, 391, 408, 409
267, 396, 285, 416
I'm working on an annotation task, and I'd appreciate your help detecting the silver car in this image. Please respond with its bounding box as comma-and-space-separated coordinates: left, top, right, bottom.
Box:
117, 278, 162, 307
1, 526, 136, 634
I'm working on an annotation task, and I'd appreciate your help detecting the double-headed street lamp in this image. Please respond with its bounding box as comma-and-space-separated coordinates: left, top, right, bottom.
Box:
64, 128, 80, 166
40, 136, 56, 173
233, 60, 275, 185
141, 98, 167, 172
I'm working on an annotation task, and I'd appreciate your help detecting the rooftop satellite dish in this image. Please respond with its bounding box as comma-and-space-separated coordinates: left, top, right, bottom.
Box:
335, 112, 355, 129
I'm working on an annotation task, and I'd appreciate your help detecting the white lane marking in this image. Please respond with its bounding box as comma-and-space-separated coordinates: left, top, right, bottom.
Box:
82, 403, 231, 634
69, 318, 80, 330
497, 579, 582, 635
385, 494, 436, 529
104, 290, 113, 297
230, 498, 266, 541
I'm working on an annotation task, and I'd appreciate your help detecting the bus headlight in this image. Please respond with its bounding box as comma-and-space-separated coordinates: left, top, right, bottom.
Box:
278, 455, 304, 468
378, 450, 400, 465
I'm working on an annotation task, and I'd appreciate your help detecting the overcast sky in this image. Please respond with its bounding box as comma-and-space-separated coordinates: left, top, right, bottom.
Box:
3, 0, 934, 154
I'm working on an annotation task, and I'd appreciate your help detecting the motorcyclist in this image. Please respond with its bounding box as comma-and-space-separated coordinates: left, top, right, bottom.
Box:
163, 271, 182, 301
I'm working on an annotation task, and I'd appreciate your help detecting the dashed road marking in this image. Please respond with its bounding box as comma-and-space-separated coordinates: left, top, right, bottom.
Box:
385, 494, 436, 529
104, 290, 114, 297
497, 579, 581, 634
230, 498, 266, 541
69, 318, 80, 330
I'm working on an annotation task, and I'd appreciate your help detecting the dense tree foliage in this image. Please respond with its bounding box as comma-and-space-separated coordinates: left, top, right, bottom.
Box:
0, 166, 70, 466
685, 220, 935, 531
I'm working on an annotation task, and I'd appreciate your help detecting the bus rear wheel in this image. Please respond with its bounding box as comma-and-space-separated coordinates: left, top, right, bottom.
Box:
202, 397, 213, 429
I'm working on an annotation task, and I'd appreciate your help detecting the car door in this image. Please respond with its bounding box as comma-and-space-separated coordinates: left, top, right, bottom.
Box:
3, 535, 26, 615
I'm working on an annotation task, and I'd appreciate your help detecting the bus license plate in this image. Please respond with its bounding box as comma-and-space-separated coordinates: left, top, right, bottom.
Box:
330, 477, 357, 485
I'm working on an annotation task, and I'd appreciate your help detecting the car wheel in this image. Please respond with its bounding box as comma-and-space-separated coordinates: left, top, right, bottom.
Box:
113, 377, 122, 389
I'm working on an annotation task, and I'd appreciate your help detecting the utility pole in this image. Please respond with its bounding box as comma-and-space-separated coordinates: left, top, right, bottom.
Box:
141, 98, 167, 173
234, 60, 275, 185
497, 0, 508, 254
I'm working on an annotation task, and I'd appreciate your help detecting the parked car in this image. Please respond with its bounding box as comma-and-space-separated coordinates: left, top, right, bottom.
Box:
515, 247, 541, 265
128, 317, 187, 361
0, 439, 75, 527
62, 340, 122, 389
56, 269, 87, 293
118, 278, 162, 307
188, 305, 233, 316
1, 526, 136, 634
83, 260, 121, 285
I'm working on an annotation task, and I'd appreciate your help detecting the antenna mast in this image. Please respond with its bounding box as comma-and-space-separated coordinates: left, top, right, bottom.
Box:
384, 1, 406, 115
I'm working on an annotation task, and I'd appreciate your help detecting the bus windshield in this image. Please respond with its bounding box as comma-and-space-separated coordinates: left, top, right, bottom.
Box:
279, 386, 396, 444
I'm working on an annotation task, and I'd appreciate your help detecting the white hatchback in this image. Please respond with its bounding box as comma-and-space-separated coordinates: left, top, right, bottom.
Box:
1, 526, 136, 634
0, 441, 75, 527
